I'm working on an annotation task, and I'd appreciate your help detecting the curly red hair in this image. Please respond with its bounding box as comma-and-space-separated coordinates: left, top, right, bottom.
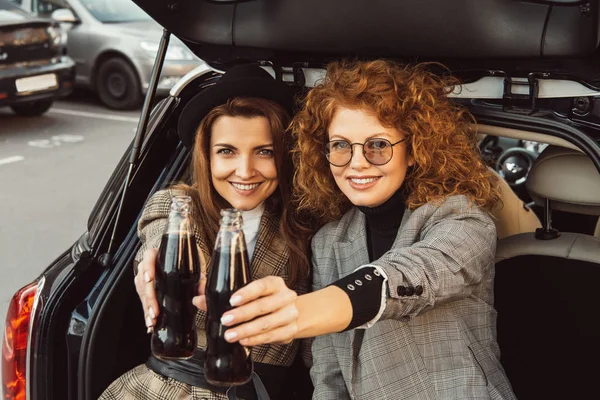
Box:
292, 59, 500, 224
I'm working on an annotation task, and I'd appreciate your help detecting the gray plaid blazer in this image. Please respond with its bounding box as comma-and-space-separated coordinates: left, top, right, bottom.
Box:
310, 195, 516, 400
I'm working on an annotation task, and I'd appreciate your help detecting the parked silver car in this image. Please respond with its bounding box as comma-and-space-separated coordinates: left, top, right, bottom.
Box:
19, 0, 203, 109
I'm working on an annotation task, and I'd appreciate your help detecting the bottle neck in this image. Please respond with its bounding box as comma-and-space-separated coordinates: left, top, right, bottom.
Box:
219, 208, 243, 231
215, 209, 246, 255
169, 195, 192, 214
166, 195, 193, 234
167, 210, 189, 228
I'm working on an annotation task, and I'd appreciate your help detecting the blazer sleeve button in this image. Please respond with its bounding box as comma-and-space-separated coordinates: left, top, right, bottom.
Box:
415, 285, 423, 295
397, 286, 407, 296
405, 286, 415, 296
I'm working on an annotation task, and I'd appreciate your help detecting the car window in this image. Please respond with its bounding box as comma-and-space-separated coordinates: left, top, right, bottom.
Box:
0, 0, 29, 18
35, 0, 71, 18
6, 0, 22, 8
79, 0, 151, 23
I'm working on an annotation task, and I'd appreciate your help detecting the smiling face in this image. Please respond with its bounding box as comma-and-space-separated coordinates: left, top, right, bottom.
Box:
210, 115, 279, 211
328, 107, 414, 208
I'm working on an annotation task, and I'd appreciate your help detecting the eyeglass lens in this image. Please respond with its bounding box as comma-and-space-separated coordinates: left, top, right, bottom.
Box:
326, 139, 393, 166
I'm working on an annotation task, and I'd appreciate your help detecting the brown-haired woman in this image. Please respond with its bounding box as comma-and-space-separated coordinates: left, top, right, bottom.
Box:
204, 60, 517, 399
100, 65, 314, 400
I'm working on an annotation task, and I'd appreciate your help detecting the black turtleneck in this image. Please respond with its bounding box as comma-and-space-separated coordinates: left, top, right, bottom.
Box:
358, 189, 406, 261
330, 189, 406, 331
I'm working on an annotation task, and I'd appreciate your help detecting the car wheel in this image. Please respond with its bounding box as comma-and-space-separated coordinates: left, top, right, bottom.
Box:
10, 99, 54, 116
96, 57, 142, 110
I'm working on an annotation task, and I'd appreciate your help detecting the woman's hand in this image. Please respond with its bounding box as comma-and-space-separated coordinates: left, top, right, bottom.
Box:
192, 276, 353, 346
134, 248, 159, 333
197, 276, 300, 346
138, 249, 207, 332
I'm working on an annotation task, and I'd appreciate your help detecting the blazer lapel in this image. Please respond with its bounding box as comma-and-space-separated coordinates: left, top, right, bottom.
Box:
251, 210, 289, 281
393, 207, 415, 248
333, 209, 370, 279
332, 206, 414, 390
332, 209, 371, 389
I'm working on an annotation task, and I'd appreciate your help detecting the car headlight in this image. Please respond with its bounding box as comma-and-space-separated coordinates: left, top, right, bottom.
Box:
47, 26, 67, 47
139, 41, 195, 61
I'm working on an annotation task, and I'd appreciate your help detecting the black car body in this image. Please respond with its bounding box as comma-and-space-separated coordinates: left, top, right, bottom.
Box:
3, 1, 600, 399
0, 0, 74, 116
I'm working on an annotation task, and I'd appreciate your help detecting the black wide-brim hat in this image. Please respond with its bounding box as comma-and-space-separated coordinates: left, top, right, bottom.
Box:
178, 64, 295, 148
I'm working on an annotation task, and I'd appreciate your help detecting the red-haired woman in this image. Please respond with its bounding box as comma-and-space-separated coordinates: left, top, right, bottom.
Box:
205, 60, 517, 399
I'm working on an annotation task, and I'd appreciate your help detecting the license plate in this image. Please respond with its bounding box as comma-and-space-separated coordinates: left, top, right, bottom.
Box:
15, 73, 58, 94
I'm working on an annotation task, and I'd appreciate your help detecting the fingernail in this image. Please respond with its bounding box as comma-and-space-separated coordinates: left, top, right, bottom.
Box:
230, 295, 242, 306
148, 307, 156, 319
144, 272, 151, 283
147, 327, 153, 334
221, 314, 234, 325
224, 331, 238, 341
145, 316, 153, 328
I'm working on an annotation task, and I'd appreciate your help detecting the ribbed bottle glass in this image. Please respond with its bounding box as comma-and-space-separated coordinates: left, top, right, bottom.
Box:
205, 208, 253, 386
151, 195, 201, 360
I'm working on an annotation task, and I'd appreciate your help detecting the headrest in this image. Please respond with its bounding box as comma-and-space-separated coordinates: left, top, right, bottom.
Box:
526, 146, 600, 216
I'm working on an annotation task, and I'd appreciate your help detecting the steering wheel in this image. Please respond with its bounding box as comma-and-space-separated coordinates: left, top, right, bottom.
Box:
496, 148, 538, 187
479, 135, 538, 188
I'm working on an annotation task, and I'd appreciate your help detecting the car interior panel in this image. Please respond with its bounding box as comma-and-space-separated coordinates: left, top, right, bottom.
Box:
489, 168, 542, 240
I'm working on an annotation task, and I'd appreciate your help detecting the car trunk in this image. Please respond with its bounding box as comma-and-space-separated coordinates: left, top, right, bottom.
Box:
77, 74, 600, 400
128, 0, 600, 85
40, 1, 600, 400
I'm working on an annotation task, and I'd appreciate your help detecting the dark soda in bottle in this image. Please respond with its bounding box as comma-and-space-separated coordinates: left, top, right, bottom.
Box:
205, 208, 253, 386
151, 195, 201, 360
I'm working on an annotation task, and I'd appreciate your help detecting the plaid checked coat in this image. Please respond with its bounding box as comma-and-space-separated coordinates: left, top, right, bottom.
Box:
310, 195, 516, 400
100, 189, 309, 400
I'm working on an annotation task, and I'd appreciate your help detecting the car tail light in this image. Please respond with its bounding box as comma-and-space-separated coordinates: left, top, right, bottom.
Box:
2, 281, 40, 400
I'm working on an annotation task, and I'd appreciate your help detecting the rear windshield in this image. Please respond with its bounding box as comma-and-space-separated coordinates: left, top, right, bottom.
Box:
80, 0, 151, 23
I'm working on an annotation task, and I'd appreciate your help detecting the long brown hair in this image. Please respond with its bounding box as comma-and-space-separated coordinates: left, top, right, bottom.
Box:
292, 59, 500, 225
175, 97, 312, 286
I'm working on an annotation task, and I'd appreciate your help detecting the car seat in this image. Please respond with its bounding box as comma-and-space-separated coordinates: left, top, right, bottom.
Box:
489, 168, 541, 239
494, 146, 600, 399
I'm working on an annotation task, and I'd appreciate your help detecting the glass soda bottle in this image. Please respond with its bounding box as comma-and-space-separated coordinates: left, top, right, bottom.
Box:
151, 195, 201, 360
205, 208, 253, 386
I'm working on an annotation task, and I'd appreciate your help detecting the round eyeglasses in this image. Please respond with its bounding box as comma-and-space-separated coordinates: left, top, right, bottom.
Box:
325, 138, 407, 167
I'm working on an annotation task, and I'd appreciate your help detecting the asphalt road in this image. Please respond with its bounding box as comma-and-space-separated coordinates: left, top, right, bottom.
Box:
0, 91, 140, 347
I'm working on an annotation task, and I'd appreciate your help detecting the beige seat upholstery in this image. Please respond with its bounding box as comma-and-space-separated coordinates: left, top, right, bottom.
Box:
489, 168, 542, 239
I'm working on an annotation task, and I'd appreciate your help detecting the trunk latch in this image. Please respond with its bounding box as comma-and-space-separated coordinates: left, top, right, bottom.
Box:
502, 74, 540, 115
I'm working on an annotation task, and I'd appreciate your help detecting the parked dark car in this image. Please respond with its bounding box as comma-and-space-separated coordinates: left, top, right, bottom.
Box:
2, 1, 600, 400
0, 0, 74, 116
